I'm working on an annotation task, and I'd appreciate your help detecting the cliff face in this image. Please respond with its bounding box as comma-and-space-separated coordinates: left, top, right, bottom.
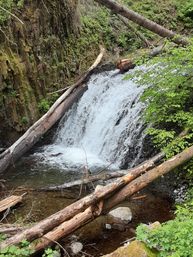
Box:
0, 0, 79, 145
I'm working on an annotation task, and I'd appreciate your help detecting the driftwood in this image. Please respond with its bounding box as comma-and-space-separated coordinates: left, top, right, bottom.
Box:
0, 153, 163, 249
0, 47, 105, 174
0, 224, 24, 236
94, 0, 189, 45
0, 195, 23, 213
32, 144, 193, 252
40, 152, 164, 191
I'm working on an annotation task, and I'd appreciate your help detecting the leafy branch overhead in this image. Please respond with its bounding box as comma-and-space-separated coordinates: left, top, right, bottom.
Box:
134, 41, 193, 160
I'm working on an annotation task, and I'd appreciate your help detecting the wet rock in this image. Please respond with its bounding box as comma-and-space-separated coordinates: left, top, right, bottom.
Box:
148, 221, 161, 230
108, 207, 132, 225
116, 59, 136, 73
70, 241, 83, 255
102, 240, 157, 257
105, 223, 112, 230
77, 216, 105, 240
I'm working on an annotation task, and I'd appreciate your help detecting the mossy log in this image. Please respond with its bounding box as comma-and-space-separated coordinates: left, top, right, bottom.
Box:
0, 47, 105, 174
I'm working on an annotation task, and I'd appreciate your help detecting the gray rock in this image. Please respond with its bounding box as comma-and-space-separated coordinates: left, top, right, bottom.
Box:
108, 207, 132, 224
105, 223, 112, 230
70, 241, 83, 255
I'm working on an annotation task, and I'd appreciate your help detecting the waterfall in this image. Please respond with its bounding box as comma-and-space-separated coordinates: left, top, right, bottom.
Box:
35, 67, 147, 172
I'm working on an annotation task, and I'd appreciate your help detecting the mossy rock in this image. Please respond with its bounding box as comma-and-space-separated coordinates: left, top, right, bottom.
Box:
103, 240, 157, 257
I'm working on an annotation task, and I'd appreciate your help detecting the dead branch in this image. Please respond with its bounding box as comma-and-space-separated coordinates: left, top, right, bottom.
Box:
40, 152, 164, 191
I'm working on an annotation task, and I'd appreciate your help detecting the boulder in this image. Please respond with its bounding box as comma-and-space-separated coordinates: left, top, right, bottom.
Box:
102, 240, 157, 257
116, 59, 135, 73
108, 207, 132, 225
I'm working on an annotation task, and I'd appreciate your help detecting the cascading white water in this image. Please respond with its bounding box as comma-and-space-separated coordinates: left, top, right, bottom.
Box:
36, 67, 147, 172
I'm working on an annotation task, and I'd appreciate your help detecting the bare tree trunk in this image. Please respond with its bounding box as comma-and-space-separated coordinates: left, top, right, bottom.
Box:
0, 47, 105, 174
32, 144, 193, 253
94, 0, 188, 45
0, 152, 163, 249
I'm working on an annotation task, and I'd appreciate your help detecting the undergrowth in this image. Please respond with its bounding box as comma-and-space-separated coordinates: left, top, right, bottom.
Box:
131, 38, 193, 257
0, 236, 59, 257
130, 40, 193, 165
136, 190, 193, 257
0, 0, 23, 25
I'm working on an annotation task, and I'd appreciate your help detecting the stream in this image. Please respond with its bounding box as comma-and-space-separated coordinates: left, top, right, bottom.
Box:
1, 67, 175, 256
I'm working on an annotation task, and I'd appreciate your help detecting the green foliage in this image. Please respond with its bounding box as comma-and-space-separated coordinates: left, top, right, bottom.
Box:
0, 240, 34, 257
21, 116, 28, 125
136, 196, 193, 257
0, 0, 13, 25
42, 248, 59, 257
0, 0, 24, 25
133, 41, 193, 167
38, 99, 50, 114
81, 8, 132, 51
0, 238, 60, 257
177, 0, 193, 28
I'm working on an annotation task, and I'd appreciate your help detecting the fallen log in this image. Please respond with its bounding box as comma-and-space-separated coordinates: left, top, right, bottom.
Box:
94, 0, 189, 45
40, 152, 164, 191
0, 153, 163, 249
32, 144, 193, 252
40, 171, 126, 191
0, 195, 23, 213
0, 224, 24, 237
0, 47, 105, 174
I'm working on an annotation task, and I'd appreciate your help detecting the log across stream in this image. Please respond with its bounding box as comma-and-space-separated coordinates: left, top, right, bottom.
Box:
0, 179, 174, 256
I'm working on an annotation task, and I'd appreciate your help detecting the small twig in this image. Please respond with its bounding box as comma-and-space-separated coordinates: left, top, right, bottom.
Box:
48, 86, 70, 95
0, 28, 17, 46
0, 207, 11, 223
77, 181, 84, 199
121, 237, 136, 245
84, 243, 99, 251
41, 0, 50, 14
42, 235, 71, 257
80, 250, 94, 257
0, 6, 24, 24
131, 194, 147, 200
95, 160, 114, 175
22, 201, 34, 223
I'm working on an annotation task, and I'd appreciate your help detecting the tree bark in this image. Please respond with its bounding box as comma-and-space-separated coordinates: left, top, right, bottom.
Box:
32, 144, 193, 253
94, 0, 189, 45
0, 47, 105, 174
0, 195, 23, 213
0, 152, 163, 249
